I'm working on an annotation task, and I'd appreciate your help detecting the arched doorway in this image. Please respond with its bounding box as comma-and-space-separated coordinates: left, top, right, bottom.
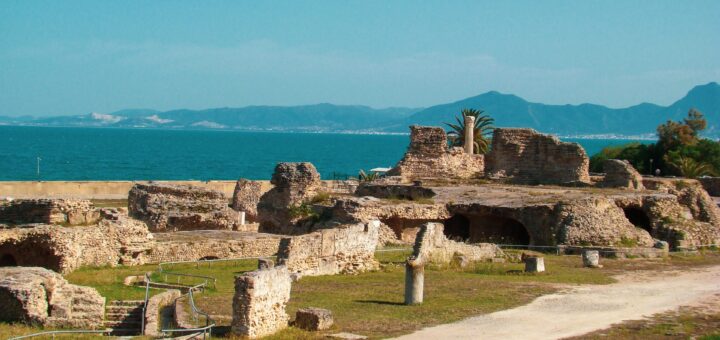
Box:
445, 214, 531, 245
0, 254, 17, 266
444, 214, 470, 241
623, 207, 652, 233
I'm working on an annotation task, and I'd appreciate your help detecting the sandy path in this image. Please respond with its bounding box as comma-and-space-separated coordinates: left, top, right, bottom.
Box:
393, 265, 720, 340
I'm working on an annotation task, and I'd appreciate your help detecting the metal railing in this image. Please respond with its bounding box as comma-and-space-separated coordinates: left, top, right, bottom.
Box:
8, 329, 112, 339
140, 273, 151, 334
161, 283, 214, 339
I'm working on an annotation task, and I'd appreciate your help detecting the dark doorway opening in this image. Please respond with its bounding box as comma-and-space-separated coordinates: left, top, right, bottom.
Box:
0, 254, 17, 266
623, 207, 652, 233
444, 214, 470, 241
198, 256, 219, 261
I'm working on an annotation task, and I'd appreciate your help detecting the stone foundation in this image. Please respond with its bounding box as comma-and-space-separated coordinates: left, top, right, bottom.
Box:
0, 199, 100, 226
0, 267, 105, 328
486, 128, 590, 185
128, 183, 241, 232
232, 266, 292, 338
277, 221, 380, 276
387, 126, 484, 182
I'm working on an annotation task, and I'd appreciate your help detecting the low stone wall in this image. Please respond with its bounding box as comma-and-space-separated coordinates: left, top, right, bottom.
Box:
558, 245, 668, 258
0, 199, 100, 225
148, 231, 282, 263
412, 222, 502, 264
144, 289, 181, 336
355, 183, 436, 200
0, 267, 105, 328
699, 177, 720, 197
277, 221, 380, 276
0, 216, 154, 274
232, 266, 292, 338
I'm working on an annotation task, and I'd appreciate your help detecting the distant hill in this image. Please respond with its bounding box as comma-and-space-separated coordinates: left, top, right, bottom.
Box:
394, 82, 720, 138
2, 82, 718, 138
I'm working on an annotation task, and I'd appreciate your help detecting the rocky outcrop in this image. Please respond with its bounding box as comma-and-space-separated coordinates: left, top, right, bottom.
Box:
387, 126, 484, 182
232, 266, 292, 338
0, 214, 154, 274
0, 199, 100, 226
231, 179, 263, 222
0, 267, 105, 328
257, 162, 322, 234
277, 221, 380, 276
601, 159, 644, 190
411, 222, 502, 264
486, 128, 590, 185
128, 183, 241, 232
556, 198, 654, 247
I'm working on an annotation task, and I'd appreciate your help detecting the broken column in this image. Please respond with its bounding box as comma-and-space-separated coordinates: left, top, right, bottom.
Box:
404, 256, 424, 305
231, 266, 292, 338
581, 250, 600, 268
464, 115, 475, 154
524, 256, 545, 273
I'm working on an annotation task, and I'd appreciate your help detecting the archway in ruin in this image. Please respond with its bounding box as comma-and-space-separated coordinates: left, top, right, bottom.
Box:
623, 207, 652, 233
445, 214, 531, 245
381, 217, 443, 243
0, 254, 17, 266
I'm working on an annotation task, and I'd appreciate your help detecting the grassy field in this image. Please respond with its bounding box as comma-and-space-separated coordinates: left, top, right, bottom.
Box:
2, 250, 720, 339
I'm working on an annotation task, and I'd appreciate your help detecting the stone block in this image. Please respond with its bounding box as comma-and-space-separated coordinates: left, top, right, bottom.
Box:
581, 250, 600, 268
524, 256, 545, 273
294, 307, 333, 331
232, 266, 292, 338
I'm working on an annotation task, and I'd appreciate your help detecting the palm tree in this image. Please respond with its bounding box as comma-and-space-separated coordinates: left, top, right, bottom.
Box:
666, 156, 717, 178
444, 108, 495, 154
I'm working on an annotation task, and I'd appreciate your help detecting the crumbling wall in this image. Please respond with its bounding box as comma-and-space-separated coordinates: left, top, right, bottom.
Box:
148, 231, 281, 263
257, 162, 322, 234
231, 179, 263, 222
231, 266, 292, 338
128, 183, 241, 232
411, 222, 502, 264
0, 199, 100, 226
0, 267, 105, 328
387, 126, 484, 182
277, 221, 380, 276
486, 128, 590, 185
601, 159, 644, 190
0, 215, 154, 274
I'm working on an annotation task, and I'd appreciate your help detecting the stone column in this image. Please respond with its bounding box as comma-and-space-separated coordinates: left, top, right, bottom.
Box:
404, 256, 424, 305
581, 250, 600, 268
464, 115, 475, 154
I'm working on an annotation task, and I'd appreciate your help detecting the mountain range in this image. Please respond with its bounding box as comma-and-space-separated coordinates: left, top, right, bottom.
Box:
1, 82, 718, 138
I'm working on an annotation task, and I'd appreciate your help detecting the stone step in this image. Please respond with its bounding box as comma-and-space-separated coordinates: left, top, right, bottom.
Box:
107, 300, 145, 307
105, 312, 143, 322
105, 305, 144, 314
104, 319, 142, 328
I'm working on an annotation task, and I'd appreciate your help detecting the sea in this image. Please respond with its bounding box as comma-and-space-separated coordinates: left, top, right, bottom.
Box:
0, 126, 651, 181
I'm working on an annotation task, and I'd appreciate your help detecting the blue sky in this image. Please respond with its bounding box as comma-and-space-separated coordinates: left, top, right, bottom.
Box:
1, 1, 719, 116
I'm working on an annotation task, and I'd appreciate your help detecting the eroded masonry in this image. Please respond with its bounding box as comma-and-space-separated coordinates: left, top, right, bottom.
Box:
0, 124, 719, 336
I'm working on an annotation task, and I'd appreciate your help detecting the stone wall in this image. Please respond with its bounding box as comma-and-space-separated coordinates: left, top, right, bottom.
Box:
0, 267, 105, 328
0, 199, 100, 225
411, 222, 502, 264
148, 231, 281, 263
600, 159, 644, 190
128, 183, 241, 232
144, 289, 181, 336
0, 215, 154, 274
232, 266, 292, 338
699, 177, 720, 197
387, 126, 484, 182
355, 183, 436, 200
257, 162, 322, 234
486, 128, 590, 185
277, 221, 380, 276
232, 179, 263, 222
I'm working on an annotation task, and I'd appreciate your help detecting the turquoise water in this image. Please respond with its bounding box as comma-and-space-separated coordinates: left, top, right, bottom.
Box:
0, 126, 650, 181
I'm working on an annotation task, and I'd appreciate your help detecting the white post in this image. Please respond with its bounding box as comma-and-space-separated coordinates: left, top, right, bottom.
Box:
464, 115, 475, 154
239, 211, 246, 225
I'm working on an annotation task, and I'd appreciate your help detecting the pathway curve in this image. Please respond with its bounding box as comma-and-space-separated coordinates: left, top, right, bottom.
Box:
393, 265, 720, 340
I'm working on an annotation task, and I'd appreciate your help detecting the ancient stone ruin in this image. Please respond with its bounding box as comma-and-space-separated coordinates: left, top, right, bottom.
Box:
277, 221, 381, 276
128, 183, 245, 232
411, 222, 502, 265
0, 267, 105, 328
231, 178, 263, 222
486, 128, 590, 185
0, 214, 154, 274
0, 199, 100, 226
232, 265, 292, 338
387, 126, 484, 182
601, 159, 644, 190
257, 162, 322, 234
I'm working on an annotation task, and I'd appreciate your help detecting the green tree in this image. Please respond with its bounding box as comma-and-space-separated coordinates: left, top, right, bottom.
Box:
444, 108, 495, 154
665, 155, 717, 178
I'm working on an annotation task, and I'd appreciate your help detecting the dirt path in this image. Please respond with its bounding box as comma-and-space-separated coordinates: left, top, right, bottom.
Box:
393, 265, 720, 340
